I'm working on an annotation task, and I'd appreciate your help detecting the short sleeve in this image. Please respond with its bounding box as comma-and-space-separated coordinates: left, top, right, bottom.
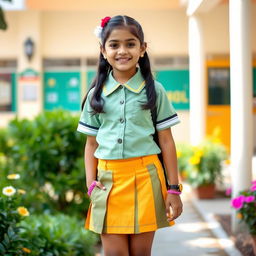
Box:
77, 89, 101, 136
155, 81, 180, 131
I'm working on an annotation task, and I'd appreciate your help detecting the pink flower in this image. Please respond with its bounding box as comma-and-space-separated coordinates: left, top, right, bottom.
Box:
250, 184, 256, 192
231, 195, 246, 209
225, 187, 232, 196
252, 180, 256, 185
244, 195, 255, 203
101, 17, 111, 28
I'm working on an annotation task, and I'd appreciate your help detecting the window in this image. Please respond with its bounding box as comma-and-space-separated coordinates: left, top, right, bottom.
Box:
208, 68, 230, 105
0, 74, 12, 111
43, 58, 81, 68
0, 59, 17, 112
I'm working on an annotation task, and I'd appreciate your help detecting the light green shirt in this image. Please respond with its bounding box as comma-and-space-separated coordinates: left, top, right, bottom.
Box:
77, 69, 180, 159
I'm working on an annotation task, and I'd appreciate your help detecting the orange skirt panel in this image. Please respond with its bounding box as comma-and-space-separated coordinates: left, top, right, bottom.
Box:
85, 154, 174, 234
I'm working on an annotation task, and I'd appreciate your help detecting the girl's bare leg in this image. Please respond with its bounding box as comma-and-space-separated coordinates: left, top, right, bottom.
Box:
129, 231, 155, 256
101, 234, 129, 256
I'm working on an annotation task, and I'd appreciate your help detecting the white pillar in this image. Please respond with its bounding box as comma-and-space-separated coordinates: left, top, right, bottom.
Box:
188, 14, 206, 145
229, 0, 253, 233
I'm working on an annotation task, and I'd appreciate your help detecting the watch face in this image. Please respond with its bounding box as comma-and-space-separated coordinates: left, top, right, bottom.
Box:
169, 184, 183, 192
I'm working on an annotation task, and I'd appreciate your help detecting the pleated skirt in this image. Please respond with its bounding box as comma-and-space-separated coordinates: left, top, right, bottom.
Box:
85, 154, 175, 234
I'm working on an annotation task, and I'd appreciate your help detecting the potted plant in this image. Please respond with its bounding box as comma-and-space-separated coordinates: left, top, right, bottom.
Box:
231, 181, 256, 253
177, 139, 228, 199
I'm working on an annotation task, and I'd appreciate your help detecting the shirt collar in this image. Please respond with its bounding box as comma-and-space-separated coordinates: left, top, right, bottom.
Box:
103, 69, 146, 96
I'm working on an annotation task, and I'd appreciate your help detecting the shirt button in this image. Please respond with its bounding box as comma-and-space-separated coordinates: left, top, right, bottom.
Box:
117, 138, 123, 144
120, 100, 124, 104
119, 118, 124, 123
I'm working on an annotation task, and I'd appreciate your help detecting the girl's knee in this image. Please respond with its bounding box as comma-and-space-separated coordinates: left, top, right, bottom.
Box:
104, 248, 129, 256
101, 234, 129, 256
130, 248, 152, 256
129, 232, 154, 256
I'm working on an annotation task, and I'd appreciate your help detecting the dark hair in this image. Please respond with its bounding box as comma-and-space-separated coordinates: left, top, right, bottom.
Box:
82, 15, 156, 112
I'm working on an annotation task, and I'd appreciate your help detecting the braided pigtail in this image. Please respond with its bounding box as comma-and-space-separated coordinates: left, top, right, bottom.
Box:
81, 53, 111, 112
139, 52, 157, 110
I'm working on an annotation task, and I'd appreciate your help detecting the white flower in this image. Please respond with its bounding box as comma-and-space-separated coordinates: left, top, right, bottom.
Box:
2, 186, 16, 196
94, 26, 102, 39
7, 174, 20, 180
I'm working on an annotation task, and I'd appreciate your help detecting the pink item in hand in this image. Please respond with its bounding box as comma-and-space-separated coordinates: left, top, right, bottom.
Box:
87, 181, 97, 196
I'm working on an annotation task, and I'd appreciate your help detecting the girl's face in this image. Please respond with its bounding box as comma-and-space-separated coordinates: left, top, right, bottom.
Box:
101, 28, 146, 78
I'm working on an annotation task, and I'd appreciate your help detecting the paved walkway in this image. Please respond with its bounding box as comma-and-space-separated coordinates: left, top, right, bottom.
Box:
152, 191, 230, 256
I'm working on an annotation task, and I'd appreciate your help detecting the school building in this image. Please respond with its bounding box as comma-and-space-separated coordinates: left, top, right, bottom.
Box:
0, 0, 256, 151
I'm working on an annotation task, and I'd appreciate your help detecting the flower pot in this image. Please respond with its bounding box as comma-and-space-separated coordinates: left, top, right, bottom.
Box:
195, 184, 216, 199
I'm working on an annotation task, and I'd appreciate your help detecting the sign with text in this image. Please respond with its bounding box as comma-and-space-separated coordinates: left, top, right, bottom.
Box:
155, 70, 189, 110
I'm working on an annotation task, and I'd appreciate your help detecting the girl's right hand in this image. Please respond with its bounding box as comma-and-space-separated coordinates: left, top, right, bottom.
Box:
94, 181, 106, 190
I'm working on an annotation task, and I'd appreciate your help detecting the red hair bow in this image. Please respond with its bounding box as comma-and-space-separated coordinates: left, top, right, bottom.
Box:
101, 16, 111, 28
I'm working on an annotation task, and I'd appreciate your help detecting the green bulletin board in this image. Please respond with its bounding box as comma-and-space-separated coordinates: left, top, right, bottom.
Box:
44, 72, 80, 111
155, 70, 189, 110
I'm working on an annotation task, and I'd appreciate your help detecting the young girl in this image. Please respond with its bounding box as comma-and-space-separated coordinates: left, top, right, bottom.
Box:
77, 15, 183, 256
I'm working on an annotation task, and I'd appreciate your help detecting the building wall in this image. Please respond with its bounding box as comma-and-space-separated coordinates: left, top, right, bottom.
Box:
40, 9, 188, 58
0, 12, 19, 58
0, 3, 256, 144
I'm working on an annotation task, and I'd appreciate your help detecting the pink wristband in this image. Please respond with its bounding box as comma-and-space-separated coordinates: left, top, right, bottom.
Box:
167, 189, 181, 195
87, 181, 97, 196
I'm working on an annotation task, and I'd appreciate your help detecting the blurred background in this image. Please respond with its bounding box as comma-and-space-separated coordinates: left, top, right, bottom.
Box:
0, 0, 256, 255
1, 0, 255, 150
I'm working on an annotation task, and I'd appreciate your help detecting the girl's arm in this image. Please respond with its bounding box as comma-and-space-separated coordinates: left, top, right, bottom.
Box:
84, 135, 99, 188
158, 128, 179, 184
158, 128, 183, 221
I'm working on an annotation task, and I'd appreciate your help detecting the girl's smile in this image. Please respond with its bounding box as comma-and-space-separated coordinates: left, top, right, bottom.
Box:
102, 28, 146, 82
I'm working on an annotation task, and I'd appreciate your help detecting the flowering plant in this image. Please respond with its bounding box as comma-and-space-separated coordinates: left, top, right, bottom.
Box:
0, 182, 30, 255
231, 181, 256, 235
177, 139, 228, 187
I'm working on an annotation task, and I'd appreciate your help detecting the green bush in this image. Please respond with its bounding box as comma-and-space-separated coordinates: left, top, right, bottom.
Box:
19, 214, 98, 256
0, 129, 9, 155
0, 110, 99, 255
1, 109, 90, 217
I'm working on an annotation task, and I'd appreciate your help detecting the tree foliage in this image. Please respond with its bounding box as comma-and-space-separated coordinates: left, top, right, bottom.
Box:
0, 0, 13, 30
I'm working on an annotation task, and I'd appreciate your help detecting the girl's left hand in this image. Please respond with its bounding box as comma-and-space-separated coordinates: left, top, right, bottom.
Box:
165, 194, 183, 222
